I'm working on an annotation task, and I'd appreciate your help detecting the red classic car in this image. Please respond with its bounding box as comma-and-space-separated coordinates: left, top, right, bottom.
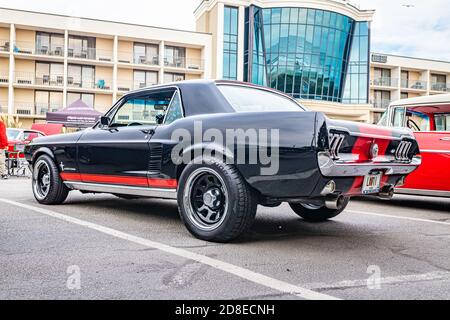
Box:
6, 128, 46, 158
379, 94, 450, 197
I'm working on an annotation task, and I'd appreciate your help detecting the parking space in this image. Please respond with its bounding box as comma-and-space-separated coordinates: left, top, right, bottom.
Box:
1, 178, 449, 300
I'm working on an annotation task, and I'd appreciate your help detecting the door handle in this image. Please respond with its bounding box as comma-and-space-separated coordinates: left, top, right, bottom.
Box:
440, 137, 450, 141
140, 129, 155, 135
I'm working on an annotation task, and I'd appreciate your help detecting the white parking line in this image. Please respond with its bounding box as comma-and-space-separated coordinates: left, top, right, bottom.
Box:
0, 198, 339, 301
305, 271, 450, 291
347, 210, 450, 226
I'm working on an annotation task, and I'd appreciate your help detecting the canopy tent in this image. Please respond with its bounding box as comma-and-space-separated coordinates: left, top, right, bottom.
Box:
46, 99, 103, 128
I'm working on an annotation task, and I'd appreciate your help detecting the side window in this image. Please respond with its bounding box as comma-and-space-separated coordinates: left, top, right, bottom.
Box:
110, 90, 175, 127
392, 107, 406, 128
164, 91, 184, 125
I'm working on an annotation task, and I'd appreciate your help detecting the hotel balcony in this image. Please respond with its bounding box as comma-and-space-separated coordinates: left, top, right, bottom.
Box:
0, 39, 10, 54
14, 71, 64, 88
370, 98, 391, 109
430, 82, 450, 92
164, 58, 204, 72
370, 77, 398, 88
67, 77, 113, 92
401, 79, 427, 91
117, 80, 158, 93
133, 55, 159, 66
0, 70, 8, 85
13, 41, 64, 58
68, 47, 114, 64
35, 103, 62, 115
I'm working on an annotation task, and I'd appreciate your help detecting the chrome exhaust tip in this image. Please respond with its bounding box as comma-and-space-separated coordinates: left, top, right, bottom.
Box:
325, 195, 345, 210
378, 185, 395, 200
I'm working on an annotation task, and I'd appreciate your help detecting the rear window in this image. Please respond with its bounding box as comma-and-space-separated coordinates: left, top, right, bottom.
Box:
218, 85, 305, 112
435, 114, 450, 131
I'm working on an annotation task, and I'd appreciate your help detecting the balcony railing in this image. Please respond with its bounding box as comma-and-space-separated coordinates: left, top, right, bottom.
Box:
371, 77, 398, 88
164, 58, 204, 70
14, 72, 64, 87
68, 47, 113, 62
401, 79, 427, 90
14, 102, 35, 115
0, 39, 10, 52
116, 80, 158, 92
13, 41, 65, 57
67, 77, 112, 90
370, 99, 391, 109
133, 55, 159, 66
35, 103, 62, 115
430, 82, 450, 92
0, 70, 8, 84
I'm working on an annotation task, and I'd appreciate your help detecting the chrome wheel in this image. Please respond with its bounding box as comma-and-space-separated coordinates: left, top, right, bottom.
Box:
183, 168, 229, 231
33, 160, 51, 200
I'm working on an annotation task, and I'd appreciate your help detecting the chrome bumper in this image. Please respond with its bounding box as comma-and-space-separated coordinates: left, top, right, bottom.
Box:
318, 152, 422, 177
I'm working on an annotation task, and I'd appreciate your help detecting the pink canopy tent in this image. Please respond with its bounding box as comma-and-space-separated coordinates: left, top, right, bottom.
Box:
46, 99, 103, 128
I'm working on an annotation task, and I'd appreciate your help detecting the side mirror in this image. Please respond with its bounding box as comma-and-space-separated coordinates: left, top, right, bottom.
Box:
155, 114, 165, 125
100, 116, 110, 126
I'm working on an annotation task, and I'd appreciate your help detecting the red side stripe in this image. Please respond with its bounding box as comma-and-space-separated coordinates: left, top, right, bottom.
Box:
60, 173, 177, 189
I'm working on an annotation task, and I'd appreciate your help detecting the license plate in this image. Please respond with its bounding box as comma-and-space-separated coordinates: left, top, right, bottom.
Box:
362, 173, 382, 194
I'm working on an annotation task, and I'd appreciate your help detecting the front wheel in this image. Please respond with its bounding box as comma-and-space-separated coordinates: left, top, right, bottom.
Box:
32, 154, 69, 205
289, 197, 350, 222
177, 158, 257, 242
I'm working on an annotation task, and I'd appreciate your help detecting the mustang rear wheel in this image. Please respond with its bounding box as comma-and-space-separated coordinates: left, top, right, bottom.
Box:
289, 197, 350, 222
32, 154, 69, 205
178, 158, 257, 242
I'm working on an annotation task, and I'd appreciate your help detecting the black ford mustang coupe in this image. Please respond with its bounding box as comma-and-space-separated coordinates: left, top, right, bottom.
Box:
25, 80, 421, 242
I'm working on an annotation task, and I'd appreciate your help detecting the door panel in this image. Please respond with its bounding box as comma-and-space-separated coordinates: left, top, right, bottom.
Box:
77, 126, 154, 187
402, 132, 450, 192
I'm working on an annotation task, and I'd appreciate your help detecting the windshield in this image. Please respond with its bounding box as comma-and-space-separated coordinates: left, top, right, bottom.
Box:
218, 85, 305, 112
6, 129, 21, 140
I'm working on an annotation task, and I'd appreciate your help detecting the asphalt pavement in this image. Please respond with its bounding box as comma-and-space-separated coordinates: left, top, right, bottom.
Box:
1, 177, 449, 300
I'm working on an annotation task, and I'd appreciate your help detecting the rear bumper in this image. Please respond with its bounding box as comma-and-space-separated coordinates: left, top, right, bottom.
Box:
318, 152, 422, 177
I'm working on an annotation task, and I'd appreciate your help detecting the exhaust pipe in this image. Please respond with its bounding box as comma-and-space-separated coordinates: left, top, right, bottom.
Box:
378, 185, 395, 200
325, 195, 345, 210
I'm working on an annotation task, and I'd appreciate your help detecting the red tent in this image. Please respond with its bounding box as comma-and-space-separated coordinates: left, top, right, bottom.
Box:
46, 99, 103, 128
31, 123, 63, 136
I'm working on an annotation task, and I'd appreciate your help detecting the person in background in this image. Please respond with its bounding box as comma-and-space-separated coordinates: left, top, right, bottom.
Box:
0, 119, 9, 179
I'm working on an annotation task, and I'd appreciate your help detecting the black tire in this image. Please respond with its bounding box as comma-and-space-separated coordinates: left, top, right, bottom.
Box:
289, 197, 350, 222
177, 158, 257, 242
32, 154, 69, 205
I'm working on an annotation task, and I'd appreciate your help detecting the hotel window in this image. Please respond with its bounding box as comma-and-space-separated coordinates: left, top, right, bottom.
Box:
164, 46, 186, 68
223, 6, 238, 80
134, 43, 159, 65
401, 71, 409, 88
67, 92, 95, 108
134, 70, 158, 89
373, 68, 391, 86
36, 32, 64, 56
373, 90, 390, 109
68, 64, 95, 89
431, 74, 447, 91
401, 92, 409, 99
164, 73, 185, 83
35, 62, 64, 86
68, 35, 96, 60
35, 91, 63, 114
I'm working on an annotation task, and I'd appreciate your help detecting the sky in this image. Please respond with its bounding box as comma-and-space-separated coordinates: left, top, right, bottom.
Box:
0, 0, 449, 61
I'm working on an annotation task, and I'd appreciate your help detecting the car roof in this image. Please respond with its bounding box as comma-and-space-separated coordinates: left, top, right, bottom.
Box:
390, 93, 450, 107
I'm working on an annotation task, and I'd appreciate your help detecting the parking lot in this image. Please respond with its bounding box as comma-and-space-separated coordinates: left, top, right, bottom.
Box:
1, 177, 449, 300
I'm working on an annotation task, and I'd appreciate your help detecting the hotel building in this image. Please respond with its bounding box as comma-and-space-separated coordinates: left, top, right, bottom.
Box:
370, 52, 450, 123
0, 7, 211, 127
